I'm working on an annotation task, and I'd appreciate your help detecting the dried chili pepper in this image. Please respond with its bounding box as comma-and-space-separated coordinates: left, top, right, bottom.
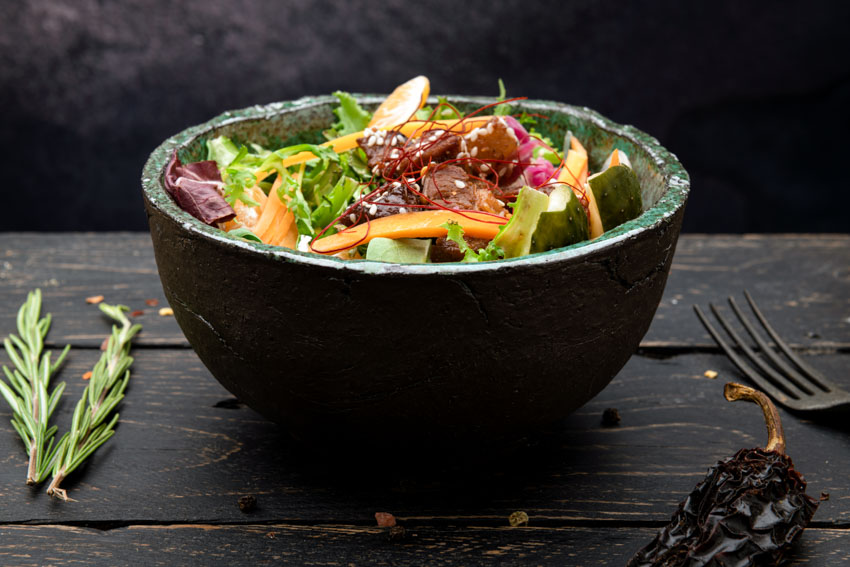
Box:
628, 383, 818, 567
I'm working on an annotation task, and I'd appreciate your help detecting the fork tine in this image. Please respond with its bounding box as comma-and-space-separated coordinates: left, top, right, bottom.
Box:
727, 297, 818, 396
693, 304, 797, 402
743, 290, 836, 392
707, 303, 806, 399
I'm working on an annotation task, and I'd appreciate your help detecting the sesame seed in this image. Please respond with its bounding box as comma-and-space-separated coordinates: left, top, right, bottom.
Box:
392, 181, 401, 188
372, 165, 380, 175
399, 207, 407, 214
429, 134, 438, 142
496, 199, 505, 207
367, 135, 377, 147
454, 180, 466, 189
498, 166, 506, 177
390, 149, 400, 159
468, 130, 479, 143
349, 213, 357, 223
406, 177, 416, 183
486, 122, 494, 135
470, 146, 478, 157
369, 204, 378, 216
480, 163, 490, 172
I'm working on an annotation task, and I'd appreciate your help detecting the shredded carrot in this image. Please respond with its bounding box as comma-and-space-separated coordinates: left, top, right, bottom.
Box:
310, 210, 507, 254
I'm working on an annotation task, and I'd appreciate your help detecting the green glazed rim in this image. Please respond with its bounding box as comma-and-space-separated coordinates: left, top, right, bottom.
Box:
142, 95, 689, 275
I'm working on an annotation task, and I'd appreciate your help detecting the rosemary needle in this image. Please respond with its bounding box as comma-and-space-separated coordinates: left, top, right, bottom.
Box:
46, 303, 142, 501
0, 289, 70, 485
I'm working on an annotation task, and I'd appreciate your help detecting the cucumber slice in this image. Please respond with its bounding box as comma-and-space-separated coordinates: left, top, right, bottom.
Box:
365, 237, 431, 263
586, 164, 643, 232
493, 186, 549, 258
530, 185, 590, 253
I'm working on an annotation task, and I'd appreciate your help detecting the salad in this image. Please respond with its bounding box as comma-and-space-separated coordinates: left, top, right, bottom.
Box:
164, 76, 643, 263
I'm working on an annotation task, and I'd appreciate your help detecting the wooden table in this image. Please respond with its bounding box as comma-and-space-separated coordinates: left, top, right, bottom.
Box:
1, 233, 848, 566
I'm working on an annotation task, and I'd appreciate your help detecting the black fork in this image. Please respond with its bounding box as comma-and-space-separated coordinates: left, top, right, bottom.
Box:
694, 290, 850, 414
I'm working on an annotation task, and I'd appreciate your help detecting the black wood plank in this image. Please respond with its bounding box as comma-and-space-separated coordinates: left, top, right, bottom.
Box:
1, 349, 846, 525
0, 524, 844, 567
645, 234, 850, 349
1, 233, 186, 347
2, 233, 848, 348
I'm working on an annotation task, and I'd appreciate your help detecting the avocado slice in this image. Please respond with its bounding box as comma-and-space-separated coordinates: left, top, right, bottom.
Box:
530, 184, 590, 253
586, 164, 643, 232
365, 237, 431, 263
493, 186, 549, 258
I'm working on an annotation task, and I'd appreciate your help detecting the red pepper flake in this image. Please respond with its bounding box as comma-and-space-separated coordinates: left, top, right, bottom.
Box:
82, 371, 93, 380
145, 298, 159, 307
375, 512, 396, 527
85, 295, 104, 304
100, 337, 109, 351
130, 310, 145, 317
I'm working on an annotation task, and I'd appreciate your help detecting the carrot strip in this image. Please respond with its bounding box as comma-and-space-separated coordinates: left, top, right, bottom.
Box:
253, 176, 288, 243
310, 210, 507, 254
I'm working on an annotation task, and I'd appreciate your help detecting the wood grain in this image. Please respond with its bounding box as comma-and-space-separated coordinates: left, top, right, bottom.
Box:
0, 349, 845, 525
1, 233, 848, 348
1, 233, 848, 566
0, 524, 845, 567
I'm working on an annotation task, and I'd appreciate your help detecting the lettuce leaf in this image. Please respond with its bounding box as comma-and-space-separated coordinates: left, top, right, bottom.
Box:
331, 91, 372, 136
442, 221, 505, 262
493, 78, 512, 116
163, 151, 235, 226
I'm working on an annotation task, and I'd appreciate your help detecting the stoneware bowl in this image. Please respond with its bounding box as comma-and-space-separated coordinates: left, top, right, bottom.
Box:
142, 96, 689, 448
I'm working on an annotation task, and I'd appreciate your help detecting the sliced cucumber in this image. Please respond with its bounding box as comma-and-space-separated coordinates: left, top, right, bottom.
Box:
493, 186, 549, 258
530, 184, 590, 253
365, 237, 431, 263
586, 164, 643, 232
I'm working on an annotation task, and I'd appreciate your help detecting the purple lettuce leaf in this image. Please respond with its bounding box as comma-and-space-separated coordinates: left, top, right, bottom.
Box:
163, 151, 235, 225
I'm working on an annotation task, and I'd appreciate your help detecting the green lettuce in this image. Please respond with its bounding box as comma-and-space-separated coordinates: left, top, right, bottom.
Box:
442, 221, 505, 262
331, 91, 372, 136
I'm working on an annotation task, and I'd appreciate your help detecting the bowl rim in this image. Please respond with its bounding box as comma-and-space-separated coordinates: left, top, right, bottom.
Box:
142, 95, 689, 275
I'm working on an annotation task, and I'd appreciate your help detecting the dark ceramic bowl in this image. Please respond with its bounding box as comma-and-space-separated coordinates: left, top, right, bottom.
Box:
142, 95, 689, 446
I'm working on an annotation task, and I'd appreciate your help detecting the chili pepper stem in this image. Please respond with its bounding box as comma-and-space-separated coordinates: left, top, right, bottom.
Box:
724, 382, 786, 454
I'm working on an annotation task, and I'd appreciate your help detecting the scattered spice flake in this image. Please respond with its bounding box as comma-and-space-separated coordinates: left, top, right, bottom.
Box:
265, 532, 276, 539
158, 307, 174, 317
821, 491, 830, 501
388, 525, 406, 540
145, 298, 159, 307
602, 407, 621, 427
238, 495, 257, 512
130, 310, 145, 317
82, 371, 93, 381
704, 370, 719, 379
85, 295, 104, 304
100, 337, 109, 351
509, 511, 529, 527
375, 512, 397, 527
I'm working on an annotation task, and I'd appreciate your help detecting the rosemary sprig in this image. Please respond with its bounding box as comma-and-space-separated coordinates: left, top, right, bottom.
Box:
46, 303, 141, 501
0, 289, 70, 485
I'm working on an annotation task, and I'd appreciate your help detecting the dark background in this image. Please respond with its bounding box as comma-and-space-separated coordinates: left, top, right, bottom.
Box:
2, 0, 848, 233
